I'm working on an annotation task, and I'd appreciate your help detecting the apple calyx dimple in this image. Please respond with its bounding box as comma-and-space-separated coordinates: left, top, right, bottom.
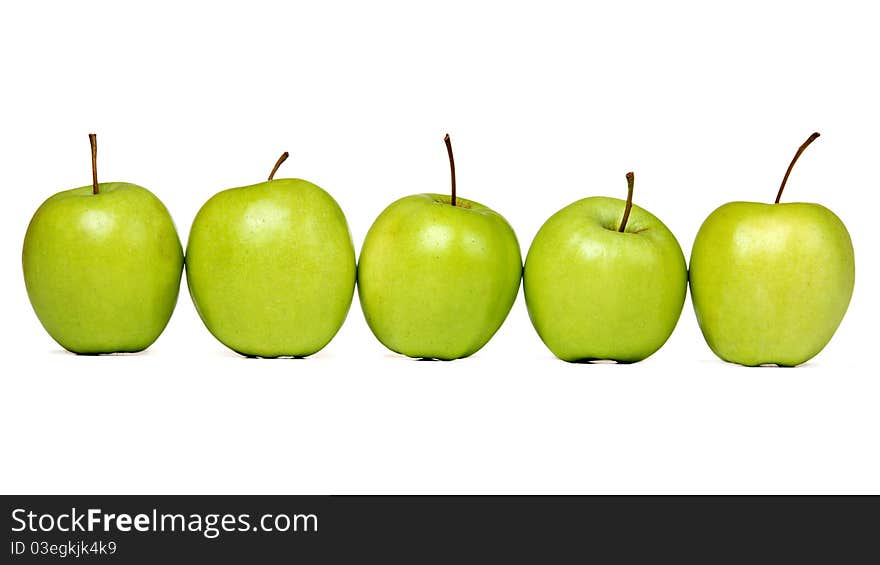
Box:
268, 151, 289, 181
618, 171, 635, 232
89, 133, 99, 195
775, 132, 820, 204
444, 133, 456, 207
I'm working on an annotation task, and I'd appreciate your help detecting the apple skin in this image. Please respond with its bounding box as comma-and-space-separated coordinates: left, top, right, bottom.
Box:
185, 178, 356, 357
689, 202, 854, 366
357, 194, 522, 360
22, 183, 184, 354
524, 196, 687, 363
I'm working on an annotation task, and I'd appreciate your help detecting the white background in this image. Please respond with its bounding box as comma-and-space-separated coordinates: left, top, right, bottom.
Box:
1, 1, 877, 494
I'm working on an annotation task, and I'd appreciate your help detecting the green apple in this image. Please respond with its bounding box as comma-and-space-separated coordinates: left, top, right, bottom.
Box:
357, 134, 522, 360
22, 134, 184, 354
689, 133, 855, 366
185, 152, 356, 357
524, 172, 687, 362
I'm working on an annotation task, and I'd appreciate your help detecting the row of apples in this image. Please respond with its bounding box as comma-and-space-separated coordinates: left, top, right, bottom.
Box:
22, 133, 854, 366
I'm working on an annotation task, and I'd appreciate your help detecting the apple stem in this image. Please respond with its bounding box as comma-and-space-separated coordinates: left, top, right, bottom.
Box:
444, 133, 456, 207
89, 133, 99, 195
618, 172, 635, 232
775, 132, 820, 204
268, 151, 289, 181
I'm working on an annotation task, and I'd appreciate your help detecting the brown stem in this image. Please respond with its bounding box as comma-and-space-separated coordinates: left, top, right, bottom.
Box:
775, 132, 820, 203
618, 172, 635, 232
444, 133, 456, 206
268, 151, 289, 181
89, 133, 98, 195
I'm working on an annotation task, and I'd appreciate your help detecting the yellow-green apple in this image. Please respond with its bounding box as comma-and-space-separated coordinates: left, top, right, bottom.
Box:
185, 152, 356, 357
357, 134, 522, 360
524, 172, 687, 362
22, 134, 184, 354
689, 133, 855, 366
